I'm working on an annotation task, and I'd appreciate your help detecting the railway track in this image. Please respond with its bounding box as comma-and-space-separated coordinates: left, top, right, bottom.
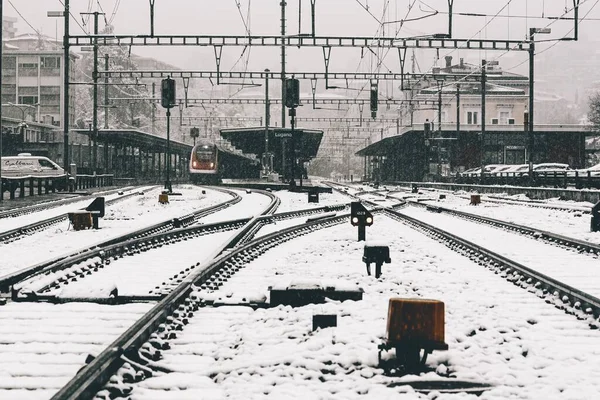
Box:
0, 187, 136, 220
9, 199, 349, 302
49, 199, 600, 399
386, 206, 600, 325
392, 185, 592, 214
8, 183, 599, 398
0, 186, 242, 292
0, 187, 282, 398
0, 187, 354, 399
50, 207, 356, 399
404, 199, 600, 257
0, 188, 148, 244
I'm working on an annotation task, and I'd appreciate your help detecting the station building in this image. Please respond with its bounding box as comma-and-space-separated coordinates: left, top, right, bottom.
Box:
357, 57, 590, 182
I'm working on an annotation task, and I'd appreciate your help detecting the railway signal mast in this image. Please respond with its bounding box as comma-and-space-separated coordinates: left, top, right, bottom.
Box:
285, 78, 300, 188
161, 77, 176, 192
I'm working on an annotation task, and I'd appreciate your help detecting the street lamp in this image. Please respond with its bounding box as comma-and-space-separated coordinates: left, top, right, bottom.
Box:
528, 27, 551, 183
7, 102, 37, 134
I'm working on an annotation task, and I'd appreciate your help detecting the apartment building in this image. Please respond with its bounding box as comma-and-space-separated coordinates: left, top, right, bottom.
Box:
2, 33, 78, 128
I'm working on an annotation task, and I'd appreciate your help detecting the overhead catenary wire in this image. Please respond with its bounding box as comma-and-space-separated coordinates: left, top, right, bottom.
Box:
56, 0, 89, 34
7, 0, 42, 35
109, 0, 122, 25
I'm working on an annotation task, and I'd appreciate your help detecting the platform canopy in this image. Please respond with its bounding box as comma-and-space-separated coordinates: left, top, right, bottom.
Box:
355, 135, 402, 157
72, 129, 193, 155
220, 127, 323, 161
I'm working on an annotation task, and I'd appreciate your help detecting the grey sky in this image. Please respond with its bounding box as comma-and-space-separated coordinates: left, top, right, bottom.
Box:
6, 0, 600, 74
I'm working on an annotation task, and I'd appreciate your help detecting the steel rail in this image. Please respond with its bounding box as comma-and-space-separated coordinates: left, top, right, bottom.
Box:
0, 187, 131, 219
384, 208, 600, 323
406, 200, 600, 256
12, 198, 341, 298
50, 209, 356, 400
0, 187, 241, 292
0, 190, 141, 244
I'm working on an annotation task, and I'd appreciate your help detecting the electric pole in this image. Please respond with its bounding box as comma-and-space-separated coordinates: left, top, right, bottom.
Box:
81, 11, 104, 175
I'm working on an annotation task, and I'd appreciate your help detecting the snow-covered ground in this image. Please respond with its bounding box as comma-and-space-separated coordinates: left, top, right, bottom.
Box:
398, 206, 600, 298
0, 186, 232, 279
274, 190, 352, 213
197, 189, 273, 224
48, 230, 238, 298
0, 302, 152, 400
0, 186, 149, 234
125, 216, 600, 399
389, 190, 600, 245
5, 183, 600, 399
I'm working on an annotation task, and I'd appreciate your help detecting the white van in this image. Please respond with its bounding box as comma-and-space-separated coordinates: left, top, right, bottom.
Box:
1, 153, 66, 178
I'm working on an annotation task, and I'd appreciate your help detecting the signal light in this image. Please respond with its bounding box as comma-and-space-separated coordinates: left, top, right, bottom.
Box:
285, 78, 300, 108
161, 78, 176, 109
350, 202, 374, 227
370, 80, 378, 118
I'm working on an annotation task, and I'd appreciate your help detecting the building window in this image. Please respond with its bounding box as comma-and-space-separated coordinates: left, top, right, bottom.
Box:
18, 95, 39, 105
2, 56, 16, 69
467, 111, 479, 125
40, 57, 60, 69
18, 62, 38, 77
499, 111, 510, 125
40, 57, 61, 76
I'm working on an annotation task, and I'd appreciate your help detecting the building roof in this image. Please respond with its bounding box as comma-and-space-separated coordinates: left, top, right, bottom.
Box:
220, 127, 324, 161
72, 129, 193, 155
355, 124, 593, 157
419, 82, 526, 96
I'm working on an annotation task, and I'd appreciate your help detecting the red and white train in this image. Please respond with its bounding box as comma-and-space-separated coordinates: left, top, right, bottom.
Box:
189, 141, 260, 184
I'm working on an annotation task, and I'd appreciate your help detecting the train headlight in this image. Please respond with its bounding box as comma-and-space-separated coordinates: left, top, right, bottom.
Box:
192, 161, 198, 168
210, 162, 214, 168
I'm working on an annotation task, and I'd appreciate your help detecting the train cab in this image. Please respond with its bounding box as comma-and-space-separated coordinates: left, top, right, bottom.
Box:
190, 143, 218, 174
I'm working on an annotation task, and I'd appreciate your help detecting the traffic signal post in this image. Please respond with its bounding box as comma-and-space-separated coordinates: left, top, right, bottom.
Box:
285, 78, 300, 188
161, 77, 176, 193
351, 201, 373, 241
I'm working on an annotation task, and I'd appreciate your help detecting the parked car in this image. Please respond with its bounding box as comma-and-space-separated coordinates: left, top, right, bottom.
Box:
459, 167, 481, 177
488, 165, 515, 175
1, 153, 66, 178
568, 163, 600, 177
499, 164, 530, 176
483, 164, 512, 175
532, 163, 571, 174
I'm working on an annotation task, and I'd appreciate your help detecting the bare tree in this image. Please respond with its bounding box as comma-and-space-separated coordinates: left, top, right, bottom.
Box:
588, 92, 600, 132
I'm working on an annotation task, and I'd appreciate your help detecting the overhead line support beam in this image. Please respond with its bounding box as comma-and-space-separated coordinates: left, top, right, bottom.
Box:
67, 35, 531, 51
97, 70, 483, 83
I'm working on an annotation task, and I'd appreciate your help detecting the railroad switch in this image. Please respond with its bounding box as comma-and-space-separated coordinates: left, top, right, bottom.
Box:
363, 244, 391, 278
378, 298, 448, 375
470, 194, 481, 205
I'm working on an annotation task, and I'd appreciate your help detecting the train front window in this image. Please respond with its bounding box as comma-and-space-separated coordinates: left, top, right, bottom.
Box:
195, 147, 214, 161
